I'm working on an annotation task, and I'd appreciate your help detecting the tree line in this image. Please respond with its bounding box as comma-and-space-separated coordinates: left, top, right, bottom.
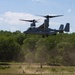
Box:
0, 30, 75, 66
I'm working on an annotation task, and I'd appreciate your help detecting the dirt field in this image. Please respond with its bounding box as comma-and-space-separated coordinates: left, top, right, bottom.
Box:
0, 63, 75, 75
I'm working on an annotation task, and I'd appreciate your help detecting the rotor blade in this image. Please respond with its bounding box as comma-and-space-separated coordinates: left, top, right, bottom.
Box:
47, 15, 63, 18
20, 19, 33, 22
20, 19, 39, 23
37, 15, 63, 18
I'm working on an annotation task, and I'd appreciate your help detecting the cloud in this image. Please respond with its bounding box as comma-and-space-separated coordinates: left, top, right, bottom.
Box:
9, 27, 19, 32
0, 17, 4, 21
2, 12, 35, 25
0, 11, 44, 31
0, 11, 42, 25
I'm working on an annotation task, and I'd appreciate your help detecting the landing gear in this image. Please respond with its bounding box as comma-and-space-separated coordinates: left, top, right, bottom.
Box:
42, 35, 45, 38
42, 35, 49, 38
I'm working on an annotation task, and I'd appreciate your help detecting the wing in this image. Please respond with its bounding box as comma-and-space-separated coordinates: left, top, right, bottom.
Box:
38, 23, 44, 30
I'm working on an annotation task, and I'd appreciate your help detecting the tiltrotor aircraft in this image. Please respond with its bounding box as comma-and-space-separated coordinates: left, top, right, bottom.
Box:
20, 15, 70, 37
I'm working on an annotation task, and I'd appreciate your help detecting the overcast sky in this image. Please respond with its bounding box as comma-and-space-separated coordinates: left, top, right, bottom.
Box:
0, 0, 74, 32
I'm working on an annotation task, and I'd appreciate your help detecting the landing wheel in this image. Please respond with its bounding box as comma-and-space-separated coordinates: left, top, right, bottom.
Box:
42, 35, 49, 38
42, 35, 45, 38
46, 35, 49, 37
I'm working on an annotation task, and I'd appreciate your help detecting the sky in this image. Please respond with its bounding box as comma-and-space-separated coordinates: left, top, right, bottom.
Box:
0, 0, 75, 32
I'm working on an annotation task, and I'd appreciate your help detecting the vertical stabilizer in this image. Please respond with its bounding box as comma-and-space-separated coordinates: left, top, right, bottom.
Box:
59, 24, 64, 33
64, 23, 70, 32
59, 24, 64, 30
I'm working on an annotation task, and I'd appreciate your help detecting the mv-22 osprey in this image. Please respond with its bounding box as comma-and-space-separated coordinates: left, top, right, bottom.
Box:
20, 15, 70, 37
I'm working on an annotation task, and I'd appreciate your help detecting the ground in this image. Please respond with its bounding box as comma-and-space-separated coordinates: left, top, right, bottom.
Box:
0, 62, 75, 75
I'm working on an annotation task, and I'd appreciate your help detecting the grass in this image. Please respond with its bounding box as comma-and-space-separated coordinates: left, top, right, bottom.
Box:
0, 62, 75, 75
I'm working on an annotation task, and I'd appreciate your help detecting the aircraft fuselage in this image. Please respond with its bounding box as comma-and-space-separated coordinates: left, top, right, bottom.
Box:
24, 27, 57, 35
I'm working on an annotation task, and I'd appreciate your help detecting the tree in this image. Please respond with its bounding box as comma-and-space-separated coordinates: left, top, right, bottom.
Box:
0, 36, 21, 62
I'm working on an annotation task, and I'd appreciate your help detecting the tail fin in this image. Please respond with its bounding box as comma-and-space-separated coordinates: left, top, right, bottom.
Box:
64, 23, 70, 32
59, 24, 64, 33
59, 24, 64, 30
